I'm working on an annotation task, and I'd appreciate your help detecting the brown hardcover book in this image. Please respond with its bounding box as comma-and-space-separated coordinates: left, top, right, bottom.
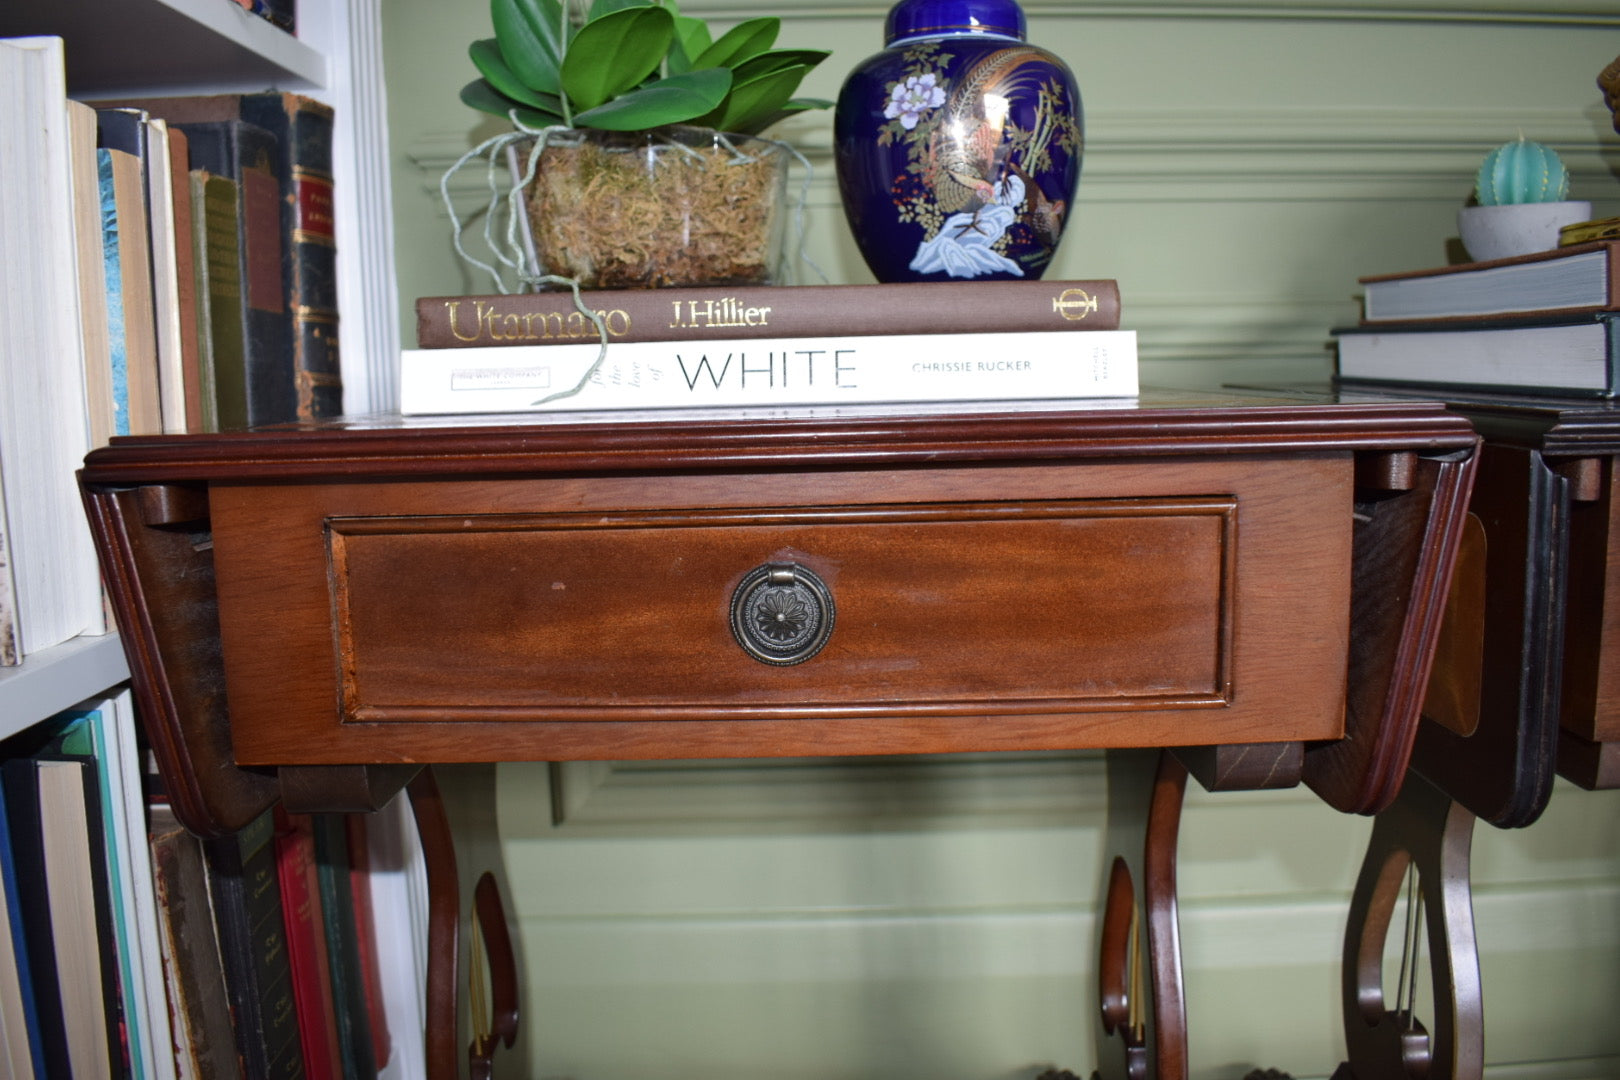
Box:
415, 278, 1122, 349
149, 804, 240, 1080
1359, 240, 1620, 325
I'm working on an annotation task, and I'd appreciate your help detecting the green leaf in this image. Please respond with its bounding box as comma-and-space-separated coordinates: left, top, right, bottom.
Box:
460, 78, 566, 127
667, 14, 712, 75
690, 17, 778, 71
562, 6, 676, 111
492, 0, 567, 95
698, 64, 810, 133
470, 39, 564, 113
731, 97, 833, 135
730, 48, 830, 83
572, 67, 732, 130
586, 0, 653, 19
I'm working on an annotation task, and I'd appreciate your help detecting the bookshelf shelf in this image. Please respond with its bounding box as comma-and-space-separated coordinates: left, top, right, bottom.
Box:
0, 0, 325, 97
0, 632, 130, 742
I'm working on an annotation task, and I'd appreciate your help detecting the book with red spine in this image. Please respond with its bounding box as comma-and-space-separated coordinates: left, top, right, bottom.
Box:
273, 808, 343, 1080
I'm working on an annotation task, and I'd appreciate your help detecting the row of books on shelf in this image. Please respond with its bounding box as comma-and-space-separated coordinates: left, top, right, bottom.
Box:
400, 277, 1140, 415
232, 0, 297, 35
1333, 237, 1620, 400
0, 694, 423, 1080
0, 34, 343, 666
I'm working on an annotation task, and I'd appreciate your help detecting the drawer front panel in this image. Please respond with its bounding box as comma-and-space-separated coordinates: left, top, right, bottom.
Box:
209, 457, 1352, 761
330, 500, 1233, 721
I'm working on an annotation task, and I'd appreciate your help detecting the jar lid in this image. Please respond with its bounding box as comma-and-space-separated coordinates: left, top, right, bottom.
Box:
884, 0, 1027, 44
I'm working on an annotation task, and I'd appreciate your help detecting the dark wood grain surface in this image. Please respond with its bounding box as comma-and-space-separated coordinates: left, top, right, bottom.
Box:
80, 390, 1479, 834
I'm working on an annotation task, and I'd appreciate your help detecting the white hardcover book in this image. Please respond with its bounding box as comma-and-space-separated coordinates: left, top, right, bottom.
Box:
0, 38, 104, 655
142, 117, 189, 436
0, 459, 17, 668
368, 791, 429, 1080
401, 329, 1138, 416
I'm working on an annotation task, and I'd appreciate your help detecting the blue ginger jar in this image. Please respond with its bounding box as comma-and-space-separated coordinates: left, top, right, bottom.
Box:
833, 0, 1083, 282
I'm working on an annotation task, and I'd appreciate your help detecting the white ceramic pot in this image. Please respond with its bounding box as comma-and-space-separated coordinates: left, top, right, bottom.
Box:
1456, 200, 1592, 262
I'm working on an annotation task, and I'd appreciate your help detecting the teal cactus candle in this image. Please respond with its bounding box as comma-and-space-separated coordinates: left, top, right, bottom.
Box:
1474, 136, 1570, 205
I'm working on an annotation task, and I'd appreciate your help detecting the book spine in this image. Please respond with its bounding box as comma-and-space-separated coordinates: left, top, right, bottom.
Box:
177, 121, 296, 428
274, 810, 344, 1080
239, 94, 342, 422
400, 329, 1139, 415
342, 815, 390, 1071
414, 279, 1122, 349
189, 173, 224, 433
312, 815, 377, 1080
194, 173, 246, 431
149, 812, 241, 1080
165, 127, 207, 434
67, 101, 116, 451
204, 809, 305, 1080
35, 758, 122, 1079
1609, 242, 1620, 312
0, 767, 49, 1077
101, 145, 165, 436
0, 759, 73, 1077
142, 117, 190, 436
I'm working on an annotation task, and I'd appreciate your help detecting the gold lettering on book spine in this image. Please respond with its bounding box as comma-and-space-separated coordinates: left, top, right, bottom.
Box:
441, 300, 632, 343
1052, 288, 1100, 320
668, 297, 773, 331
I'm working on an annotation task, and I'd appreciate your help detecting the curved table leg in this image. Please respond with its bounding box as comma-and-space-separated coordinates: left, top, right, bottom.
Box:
409, 766, 523, 1080
1337, 771, 1482, 1080
1094, 749, 1189, 1080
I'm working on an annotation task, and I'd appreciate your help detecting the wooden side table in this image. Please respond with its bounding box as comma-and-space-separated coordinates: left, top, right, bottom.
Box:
1246, 387, 1620, 1080
78, 390, 1478, 1079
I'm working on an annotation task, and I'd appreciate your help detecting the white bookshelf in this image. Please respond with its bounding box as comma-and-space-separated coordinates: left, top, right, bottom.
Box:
0, 634, 130, 742
3, 0, 325, 95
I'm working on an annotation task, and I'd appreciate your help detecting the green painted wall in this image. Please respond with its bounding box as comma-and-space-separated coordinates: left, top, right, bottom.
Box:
386, 3, 1620, 1075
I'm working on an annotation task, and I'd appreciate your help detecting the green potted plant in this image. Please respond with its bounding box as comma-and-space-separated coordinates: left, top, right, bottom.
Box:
1457, 136, 1591, 261
461, 0, 832, 289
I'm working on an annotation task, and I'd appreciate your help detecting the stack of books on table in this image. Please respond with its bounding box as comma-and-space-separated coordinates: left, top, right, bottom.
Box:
1333, 240, 1620, 399
400, 278, 1138, 416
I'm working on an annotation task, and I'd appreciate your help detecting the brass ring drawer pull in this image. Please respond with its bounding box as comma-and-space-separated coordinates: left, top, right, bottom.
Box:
729, 562, 835, 666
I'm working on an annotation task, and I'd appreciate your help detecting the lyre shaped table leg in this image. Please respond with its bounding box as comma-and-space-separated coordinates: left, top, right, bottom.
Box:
1338, 772, 1482, 1080
1094, 750, 1189, 1080
408, 767, 462, 1080
409, 767, 524, 1080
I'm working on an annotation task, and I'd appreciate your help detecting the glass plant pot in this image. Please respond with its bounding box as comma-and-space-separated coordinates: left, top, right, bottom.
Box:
520, 126, 790, 289
834, 0, 1083, 282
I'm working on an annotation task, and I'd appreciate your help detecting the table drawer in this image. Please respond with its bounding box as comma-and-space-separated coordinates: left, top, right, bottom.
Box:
209, 457, 1352, 762
330, 498, 1231, 718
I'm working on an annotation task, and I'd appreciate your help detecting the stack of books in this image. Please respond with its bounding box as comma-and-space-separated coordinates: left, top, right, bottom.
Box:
0, 692, 412, 1080
1333, 240, 1620, 398
0, 35, 346, 665
401, 278, 1139, 416
87, 89, 345, 431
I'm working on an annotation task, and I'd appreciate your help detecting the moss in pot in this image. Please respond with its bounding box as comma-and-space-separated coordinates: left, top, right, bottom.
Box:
460, 0, 833, 289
